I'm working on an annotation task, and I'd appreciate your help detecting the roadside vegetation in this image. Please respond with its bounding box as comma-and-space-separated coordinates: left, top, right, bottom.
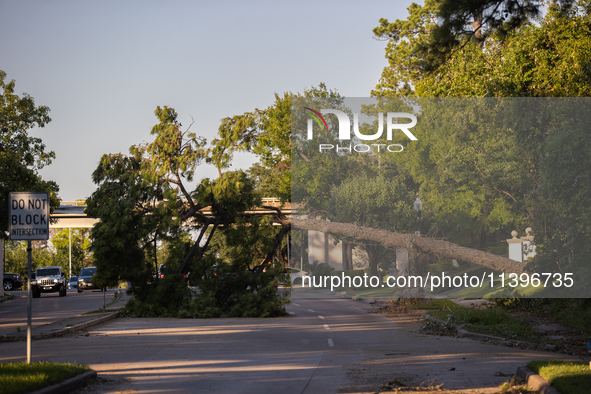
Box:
385, 298, 591, 350
494, 298, 591, 336
390, 299, 531, 344
426, 302, 545, 343
0, 361, 90, 394
527, 360, 591, 394
381, 298, 591, 393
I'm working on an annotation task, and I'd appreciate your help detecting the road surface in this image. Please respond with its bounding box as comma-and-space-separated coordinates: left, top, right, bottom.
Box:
0, 289, 113, 336
0, 291, 569, 393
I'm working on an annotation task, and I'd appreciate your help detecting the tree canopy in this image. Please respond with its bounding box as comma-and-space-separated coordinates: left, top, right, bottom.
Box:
0, 70, 60, 237
372, 2, 591, 241
86, 102, 297, 317
370, 0, 591, 293
374, 0, 578, 74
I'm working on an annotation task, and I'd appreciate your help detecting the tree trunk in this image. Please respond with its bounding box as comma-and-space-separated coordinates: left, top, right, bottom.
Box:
364, 244, 383, 278
291, 218, 525, 274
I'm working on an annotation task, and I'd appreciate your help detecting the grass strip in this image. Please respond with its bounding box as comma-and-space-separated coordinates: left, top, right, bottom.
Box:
0, 361, 90, 394
527, 360, 591, 394
413, 299, 461, 310
427, 304, 544, 343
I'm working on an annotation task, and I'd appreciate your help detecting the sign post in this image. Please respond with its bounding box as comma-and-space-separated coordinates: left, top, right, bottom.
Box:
9, 192, 50, 365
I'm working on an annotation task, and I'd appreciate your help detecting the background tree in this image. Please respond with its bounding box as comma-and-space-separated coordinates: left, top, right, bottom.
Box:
423, 0, 545, 69
527, 101, 591, 290
373, 0, 572, 74
86, 151, 170, 290
246, 162, 286, 199
328, 174, 417, 277
289, 85, 362, 213
373, 1, 591, 97
372, 0, 441, 97
0, 70, 60, 235
0, 70, 60, 296
372, 2, 591, 232
372, 1, 591, 289
51, 229, 92, 277
4, 240, 54, 280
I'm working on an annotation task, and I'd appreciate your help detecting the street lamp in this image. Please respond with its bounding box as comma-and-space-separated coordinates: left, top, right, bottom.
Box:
414, 196, 422, 235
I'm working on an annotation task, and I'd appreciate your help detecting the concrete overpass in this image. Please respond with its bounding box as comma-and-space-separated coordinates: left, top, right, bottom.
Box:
51, 198, 292, 229
51, 201, 98, 229
48, 199, 291, 277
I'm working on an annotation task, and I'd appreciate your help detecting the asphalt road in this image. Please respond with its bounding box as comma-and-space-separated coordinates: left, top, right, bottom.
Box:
0, 290, 570, 393
0, 288, 113, 336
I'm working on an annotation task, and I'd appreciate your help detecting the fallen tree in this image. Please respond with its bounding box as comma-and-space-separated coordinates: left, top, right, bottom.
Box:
291, 218, 525, 274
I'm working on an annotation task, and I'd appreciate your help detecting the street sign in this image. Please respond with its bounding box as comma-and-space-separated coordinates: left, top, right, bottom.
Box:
8, 191, 50, 364
9, 192, 50, 241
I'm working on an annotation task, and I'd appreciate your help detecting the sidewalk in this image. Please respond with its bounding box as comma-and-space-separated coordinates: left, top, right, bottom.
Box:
0, 310, 121, 342
0, 289, 132, 342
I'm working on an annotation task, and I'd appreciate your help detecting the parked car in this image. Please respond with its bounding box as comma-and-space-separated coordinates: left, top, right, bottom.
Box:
247, 264, 306, 285
208, 264, 242, 288
77, 267, 100, 293
284, 267, 308, 285
3, 273, 23, 291
156, 264, 188, 280
68, 276, 78, 289
157, 264, 168, 279
214, 264, 239, 279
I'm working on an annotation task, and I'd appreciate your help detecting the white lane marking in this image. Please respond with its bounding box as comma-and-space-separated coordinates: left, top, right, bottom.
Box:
307, 309, 315, 313
328, 338, 334, 347
293, 303, 300, 306
324, 324, 330, 330
317, 315, 325, 320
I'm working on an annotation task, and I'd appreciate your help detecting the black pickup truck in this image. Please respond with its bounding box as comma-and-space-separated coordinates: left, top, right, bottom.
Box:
3, 273, 23, 291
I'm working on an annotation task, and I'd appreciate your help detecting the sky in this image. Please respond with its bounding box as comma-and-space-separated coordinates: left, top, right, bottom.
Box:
1, 0, 415, 201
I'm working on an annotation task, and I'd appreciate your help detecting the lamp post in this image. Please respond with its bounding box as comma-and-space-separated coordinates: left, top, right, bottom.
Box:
414, 196, 422, 235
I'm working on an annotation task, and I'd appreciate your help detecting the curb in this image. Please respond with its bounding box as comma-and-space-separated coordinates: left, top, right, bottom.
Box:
0, 294, 16, 303
516, 366, 562, 394
0, 312, 119, 343
457, 328, 505, 343
352, 296, 376, 303
351, 296, 392, 303
28, 370, 97, 394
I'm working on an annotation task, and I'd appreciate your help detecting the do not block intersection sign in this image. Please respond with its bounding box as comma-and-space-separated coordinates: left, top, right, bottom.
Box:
8, 192, 51, 365
9, 192, 50, 241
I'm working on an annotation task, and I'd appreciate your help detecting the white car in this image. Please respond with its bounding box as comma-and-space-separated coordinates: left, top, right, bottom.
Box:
284, 267, 308, 285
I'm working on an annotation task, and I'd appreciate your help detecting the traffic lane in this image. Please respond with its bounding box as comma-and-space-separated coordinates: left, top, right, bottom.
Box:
92, 315, 344, 393
0, 289, 112, 336
0, 296, 562, 392
73, 299, 403, 393
288, 297, 573, 391
0, 315, 343, 394
98, 318, 330, 393
287, 297, 403, 393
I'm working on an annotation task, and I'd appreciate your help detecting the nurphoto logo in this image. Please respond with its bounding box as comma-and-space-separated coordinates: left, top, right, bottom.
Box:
304, 107, 418, 153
